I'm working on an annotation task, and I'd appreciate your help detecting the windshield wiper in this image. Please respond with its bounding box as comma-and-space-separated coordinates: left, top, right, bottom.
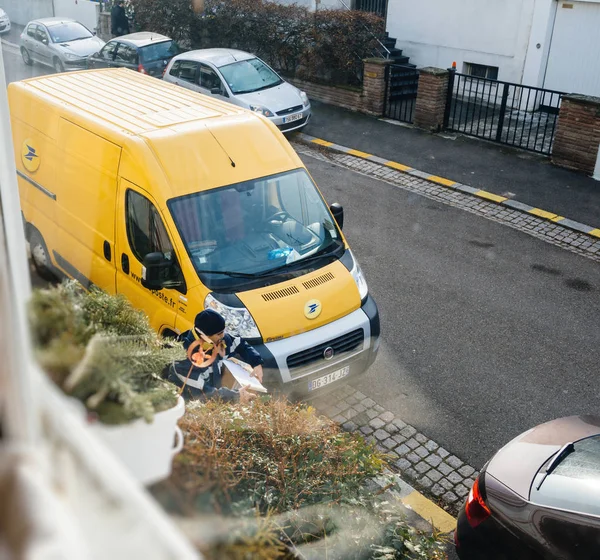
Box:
536, 442, 575, 490
251, 240, 344, 278
235, 81, 282, 95
195, 269, 260, 278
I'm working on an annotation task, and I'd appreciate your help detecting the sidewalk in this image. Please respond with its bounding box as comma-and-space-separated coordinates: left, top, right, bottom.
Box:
303, 101, 600, 229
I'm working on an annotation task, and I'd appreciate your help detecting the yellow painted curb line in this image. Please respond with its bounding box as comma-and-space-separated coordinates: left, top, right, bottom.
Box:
474, 190, 507, 203
528, 207, 559, 220
590, 229, 600, 238
312, 138, 333, 147
347, 148, 373, 158
401, 490, 457, 533
429, 175, 456, 187
386, 161, 413, 172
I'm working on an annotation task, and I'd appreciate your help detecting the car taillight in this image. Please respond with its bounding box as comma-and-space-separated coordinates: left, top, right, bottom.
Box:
465, 476, 491, 528
138, 64, 147, 74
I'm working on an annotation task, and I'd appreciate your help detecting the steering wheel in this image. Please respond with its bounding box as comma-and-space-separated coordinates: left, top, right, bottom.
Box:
266, 210, 291, 224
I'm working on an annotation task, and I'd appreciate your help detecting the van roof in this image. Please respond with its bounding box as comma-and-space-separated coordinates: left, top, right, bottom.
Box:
19, 67, 246, 135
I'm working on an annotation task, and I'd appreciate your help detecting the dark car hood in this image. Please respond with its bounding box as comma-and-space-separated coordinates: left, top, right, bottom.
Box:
486, 415, 600, 499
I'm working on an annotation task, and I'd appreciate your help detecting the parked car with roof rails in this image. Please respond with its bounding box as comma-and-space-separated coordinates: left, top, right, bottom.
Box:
0, 8, 11, 35
86, 32, 180, 77
20, 17, 104, 73
455, 415, 600, 560
164, 48, 311, 133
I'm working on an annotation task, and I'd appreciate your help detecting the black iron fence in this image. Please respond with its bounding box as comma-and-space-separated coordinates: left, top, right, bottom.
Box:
444, 72, 564, 155
385, 64, 419, 123
354, 0, 388, 18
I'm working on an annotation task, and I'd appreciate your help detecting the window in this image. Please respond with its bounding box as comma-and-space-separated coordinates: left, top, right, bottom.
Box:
139, 40, 179, 63
126, 190, 174, 263
464, 62, 499, 81
46, 21, 92, 44
115, 43, 138, 65
199, 64, 223, 92
173, 60, 199, 83
35, 26, 49, 44
531, 435, 600, 516
100, 41, 118, 60
27, 24, 36, 38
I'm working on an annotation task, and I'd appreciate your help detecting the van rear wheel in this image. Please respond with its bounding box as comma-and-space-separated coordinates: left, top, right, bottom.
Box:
29, 230, 57, 281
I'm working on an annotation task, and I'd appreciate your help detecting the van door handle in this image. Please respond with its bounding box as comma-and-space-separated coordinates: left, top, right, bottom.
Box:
103, 240, 111, 261
121, 253, 129, 274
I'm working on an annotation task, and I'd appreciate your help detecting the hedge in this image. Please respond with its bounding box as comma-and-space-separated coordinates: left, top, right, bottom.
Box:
131, 0, 385, 86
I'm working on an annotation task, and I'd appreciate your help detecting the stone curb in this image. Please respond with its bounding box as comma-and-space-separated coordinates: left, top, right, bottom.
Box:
297, 133, 600, 241
309, 384, 474, 522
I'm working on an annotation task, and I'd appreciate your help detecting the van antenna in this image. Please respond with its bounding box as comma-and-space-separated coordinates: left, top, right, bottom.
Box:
208, 128, 236, 167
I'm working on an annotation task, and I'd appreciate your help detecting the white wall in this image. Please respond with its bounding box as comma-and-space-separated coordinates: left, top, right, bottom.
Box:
1, 0, 54, 26
53, 0, 100, 32
521, 0, 556, 88
386, 0, 538, 83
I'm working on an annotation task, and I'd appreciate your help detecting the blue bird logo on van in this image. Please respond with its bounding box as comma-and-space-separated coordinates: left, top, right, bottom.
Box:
21, 139, 41, 172
304, 299, 322, 319
24, 145, 38, 161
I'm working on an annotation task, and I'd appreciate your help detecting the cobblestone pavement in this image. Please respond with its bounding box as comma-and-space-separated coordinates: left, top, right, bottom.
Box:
292, 141, 600, 263
308, 384, 477, 515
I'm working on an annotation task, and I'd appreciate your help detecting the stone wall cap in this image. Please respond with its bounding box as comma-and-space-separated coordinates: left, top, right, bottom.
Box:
420, 67, 449, 76
363, 57, 393, 65
563, 93, 600, 106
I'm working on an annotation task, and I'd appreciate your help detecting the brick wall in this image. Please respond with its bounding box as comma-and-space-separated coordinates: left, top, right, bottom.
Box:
413, 68, 449, 132
288, 58, 392, 117
552, 94, 600, 175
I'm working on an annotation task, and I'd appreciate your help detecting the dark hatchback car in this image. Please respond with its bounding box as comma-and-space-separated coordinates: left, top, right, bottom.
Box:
455, 415, 600, 560
86, 32, 179, 77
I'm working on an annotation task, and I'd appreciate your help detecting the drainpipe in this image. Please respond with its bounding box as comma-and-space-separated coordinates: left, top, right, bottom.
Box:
541, 0, 559, 88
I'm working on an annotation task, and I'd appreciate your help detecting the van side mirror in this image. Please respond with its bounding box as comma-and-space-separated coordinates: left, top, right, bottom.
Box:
141, 252, 172, 291
330, 203, 344, 230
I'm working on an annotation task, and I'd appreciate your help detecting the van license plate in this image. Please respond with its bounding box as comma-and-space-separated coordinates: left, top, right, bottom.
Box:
283, 113, 303, 124
308, 366, 350, 392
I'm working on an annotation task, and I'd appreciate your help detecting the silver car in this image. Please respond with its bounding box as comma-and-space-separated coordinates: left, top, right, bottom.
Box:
20, 17, 105, 73
164, 49, 311, 133
0, 8, 11, 35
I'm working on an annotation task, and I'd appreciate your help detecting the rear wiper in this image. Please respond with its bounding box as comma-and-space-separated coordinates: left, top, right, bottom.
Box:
536, 442, 574, 490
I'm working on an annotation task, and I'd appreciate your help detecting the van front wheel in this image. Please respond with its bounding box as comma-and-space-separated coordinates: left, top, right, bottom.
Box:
29, 230, 57, 281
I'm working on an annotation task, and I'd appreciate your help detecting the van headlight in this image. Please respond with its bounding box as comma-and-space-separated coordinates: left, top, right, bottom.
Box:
249, 105, 274, 118
349, 251, 369, 301
204, 293, 261, 339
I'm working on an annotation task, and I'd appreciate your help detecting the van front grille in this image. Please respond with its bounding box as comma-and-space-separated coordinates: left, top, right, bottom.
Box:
287, 329, 364, 371
262, 285, 300, 301
303, 272, 335, 290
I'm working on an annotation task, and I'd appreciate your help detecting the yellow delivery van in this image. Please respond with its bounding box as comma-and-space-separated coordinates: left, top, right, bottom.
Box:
9, 68, 379, 396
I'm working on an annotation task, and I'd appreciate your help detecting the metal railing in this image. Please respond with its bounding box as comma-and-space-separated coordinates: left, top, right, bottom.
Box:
384, 64, 419, 123
444, 71, 564, 155
335, 0, 391, 59
354, 0, 388, 18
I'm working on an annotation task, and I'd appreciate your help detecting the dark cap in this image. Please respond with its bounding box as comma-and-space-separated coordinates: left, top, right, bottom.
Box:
194, 308, 226, 336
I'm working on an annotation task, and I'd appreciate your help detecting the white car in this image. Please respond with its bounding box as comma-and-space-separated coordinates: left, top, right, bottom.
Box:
164, 48, 311, 133
0, 8, 11, 34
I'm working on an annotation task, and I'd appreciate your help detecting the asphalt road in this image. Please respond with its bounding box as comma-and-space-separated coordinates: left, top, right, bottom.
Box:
4, 44, 600, 471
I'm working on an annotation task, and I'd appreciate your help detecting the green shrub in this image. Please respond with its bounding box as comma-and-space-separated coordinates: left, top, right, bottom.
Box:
29, 281, 184, 424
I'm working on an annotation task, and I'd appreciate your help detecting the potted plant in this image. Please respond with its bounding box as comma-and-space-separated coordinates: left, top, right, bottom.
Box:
28, 281, 187, 485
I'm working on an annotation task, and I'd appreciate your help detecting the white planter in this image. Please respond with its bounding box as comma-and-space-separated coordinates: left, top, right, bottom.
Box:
88, 396, 186, 486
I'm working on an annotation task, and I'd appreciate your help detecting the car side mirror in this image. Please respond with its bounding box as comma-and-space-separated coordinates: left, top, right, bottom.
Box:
42, 38, 49, 45
141, 252, 172, 291
330, 203, 344, 230
210, 87, 222, 95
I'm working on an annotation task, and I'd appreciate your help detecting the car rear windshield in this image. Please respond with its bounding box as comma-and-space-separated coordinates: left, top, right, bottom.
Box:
139, 40, 178, 63
48, 22, 93, 43
531, 435, 600, 516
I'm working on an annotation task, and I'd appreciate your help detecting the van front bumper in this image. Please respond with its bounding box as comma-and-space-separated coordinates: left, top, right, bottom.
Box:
255, 295, 380, 398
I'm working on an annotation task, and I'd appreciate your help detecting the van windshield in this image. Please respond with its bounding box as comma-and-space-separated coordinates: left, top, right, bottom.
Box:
168, 169, 342, 287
